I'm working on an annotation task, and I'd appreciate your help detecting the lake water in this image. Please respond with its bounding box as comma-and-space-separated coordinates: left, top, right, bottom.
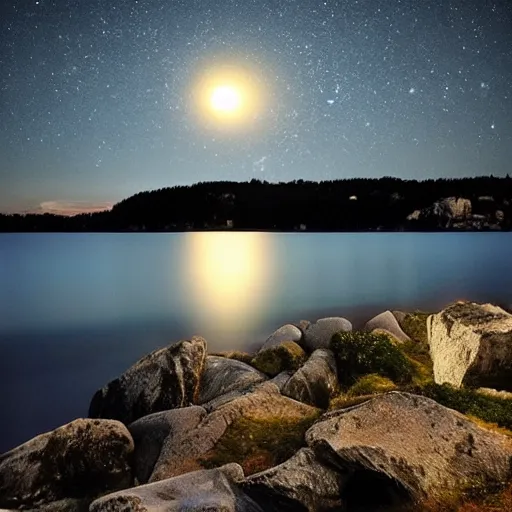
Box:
1, 232, 511, 452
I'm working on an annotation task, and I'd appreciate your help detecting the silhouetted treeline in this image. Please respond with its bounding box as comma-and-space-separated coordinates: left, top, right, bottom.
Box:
1, 176, 512, 232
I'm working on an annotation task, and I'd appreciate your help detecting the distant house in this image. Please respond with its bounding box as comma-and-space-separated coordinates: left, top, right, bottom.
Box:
299, 224, 307, 231
226, 219, 234, 228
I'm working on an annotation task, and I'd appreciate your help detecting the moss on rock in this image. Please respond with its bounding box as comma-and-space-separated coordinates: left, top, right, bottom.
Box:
399, 311, 431, 345
330, 331, 414, 387
251, 341, 306, 377
211, 351, 254, 365
347, 373, 397, 397
199, 412, 320, 476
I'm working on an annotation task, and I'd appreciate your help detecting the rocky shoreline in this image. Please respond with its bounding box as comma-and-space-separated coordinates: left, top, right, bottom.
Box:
2, 301, 512, 511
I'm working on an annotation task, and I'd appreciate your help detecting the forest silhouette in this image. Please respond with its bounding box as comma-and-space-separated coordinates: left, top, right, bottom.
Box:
1, 176, 511, 232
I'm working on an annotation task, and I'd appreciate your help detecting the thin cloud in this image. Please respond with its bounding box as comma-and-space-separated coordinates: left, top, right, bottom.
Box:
34, 200, 113, 216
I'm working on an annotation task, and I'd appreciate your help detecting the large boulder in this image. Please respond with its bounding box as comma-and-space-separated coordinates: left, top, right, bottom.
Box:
90, 464, 263, 512
197, 356, 267, 404
128, 406, 206, 484
282, 349, 338, 408
306, 392, 512, 509
148, 382, 320, 482
0, 419, 133, 510
89, 337, 207, 424
303, 317, 352, 351
364, 310, 411, 343
260, 324, 303, 350
243, 448, 345, 511
427, 301, 512, 389
251, 342, 306, 377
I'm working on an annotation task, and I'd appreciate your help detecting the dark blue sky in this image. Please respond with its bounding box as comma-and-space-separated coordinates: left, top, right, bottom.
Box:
1, 0, 511, 214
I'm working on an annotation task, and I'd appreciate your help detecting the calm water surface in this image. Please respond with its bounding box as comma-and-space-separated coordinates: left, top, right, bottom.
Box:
1, 232, 511, 451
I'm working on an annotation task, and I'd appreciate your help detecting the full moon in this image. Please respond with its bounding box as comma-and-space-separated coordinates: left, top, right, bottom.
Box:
191, 61, 269, 132
210, 86, 242, 113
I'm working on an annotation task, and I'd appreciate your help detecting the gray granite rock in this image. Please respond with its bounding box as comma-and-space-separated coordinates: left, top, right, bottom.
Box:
90, 464, 263, 512
128, 406, 207, 484
260, 324, 303, 351
89, 336, 207, 424
303, 317, 352, 351
0, 419, 133, 510
243, 448, 345, 511
427, 301, 512, 389
268, 371, 293, 392
364, 310, 411, 343
282, 349, 338, 408
306, 392, 512, 507
197, 356, 267, 405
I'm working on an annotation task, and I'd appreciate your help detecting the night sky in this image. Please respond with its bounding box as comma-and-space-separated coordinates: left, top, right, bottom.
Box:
1, 0, 511, 215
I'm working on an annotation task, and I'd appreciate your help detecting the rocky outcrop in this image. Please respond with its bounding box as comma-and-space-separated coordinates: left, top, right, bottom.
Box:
0, 419, 133, 510
303, 317, 352, 351
197, 356, 267, 404
305, 392, 512, 508
128, 406, 207, 484
243, 448, 345, 511
260, 324, 303, 350
89, 337, 207, 424
282, 349, 338, 408
148, 382, 319, 482
90, 464, 263, 512
251, 342, 306, 376
407, 197, 472, 228
427, 301, 512, 389
406, 197, 507, 230
364, 310, 411, 343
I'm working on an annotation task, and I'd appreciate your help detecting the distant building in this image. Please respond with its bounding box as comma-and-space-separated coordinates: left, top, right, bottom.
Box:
226, 219, 234, 228
299, 224, 307, 231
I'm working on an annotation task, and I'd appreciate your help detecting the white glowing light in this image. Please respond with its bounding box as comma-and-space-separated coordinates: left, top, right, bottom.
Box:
210, 86, 242, 112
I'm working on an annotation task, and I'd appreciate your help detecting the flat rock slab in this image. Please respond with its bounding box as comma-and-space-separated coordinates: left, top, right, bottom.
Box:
90, 464, 263, 512
89, 336, 207, 424
260, 324, 303, 351
128, 406, 207, 484
282, 349, 338, 408
198, 356, 267, 405
0, 419, 133, 510
306, 392, 512, 506
364, 310, 411, 343
243, 448, 345, 511
428, 301, 512, 389
303, 317, 352, 351
149, 382, 319, 482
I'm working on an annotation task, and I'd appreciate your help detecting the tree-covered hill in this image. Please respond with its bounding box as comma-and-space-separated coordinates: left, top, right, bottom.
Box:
1, 176, 512, 232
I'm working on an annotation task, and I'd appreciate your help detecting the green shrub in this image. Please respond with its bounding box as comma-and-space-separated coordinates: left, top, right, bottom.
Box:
251, 341, 306, 377
347, 373, 397, 397
415, 383, 512, 431
330, 331, 414, 387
